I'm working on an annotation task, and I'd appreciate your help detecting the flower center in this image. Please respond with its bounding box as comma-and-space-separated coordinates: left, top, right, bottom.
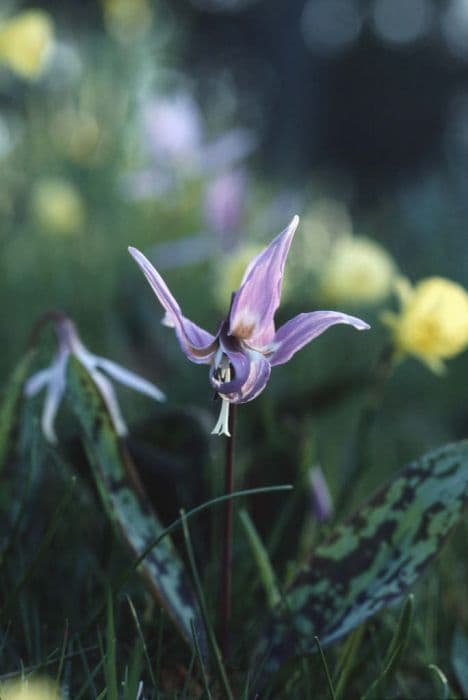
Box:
211, 354, 232, 437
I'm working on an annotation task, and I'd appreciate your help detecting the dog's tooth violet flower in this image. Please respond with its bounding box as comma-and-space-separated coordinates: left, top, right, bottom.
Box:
25, 315, 165, 444
382, 276, 468, 373
129, 216, 370, 436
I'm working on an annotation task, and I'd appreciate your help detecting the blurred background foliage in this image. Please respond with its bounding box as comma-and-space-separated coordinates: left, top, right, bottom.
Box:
1, 0, 467, 487
2, 0, 468, 694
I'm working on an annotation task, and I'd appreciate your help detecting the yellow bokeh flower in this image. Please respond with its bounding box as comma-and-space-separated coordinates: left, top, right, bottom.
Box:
31, 178, 85, 236
287, 198, 352, 276
0, 10, 53, 79
382, 276, 468, 373
0, 677, 62, 700
320, 235, 397, 306
102, 0, 153, 42
51, 109, 104, 166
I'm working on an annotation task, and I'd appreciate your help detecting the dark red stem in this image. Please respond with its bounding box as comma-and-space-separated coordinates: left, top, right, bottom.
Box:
27, 309, 67, 349
221, 403, 237, 659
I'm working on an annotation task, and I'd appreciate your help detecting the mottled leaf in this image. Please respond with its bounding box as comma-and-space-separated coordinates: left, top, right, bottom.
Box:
451, 630, 468, 696
0, 350, 36, 475
258, 441, 468, 680
66, 356, 205, 652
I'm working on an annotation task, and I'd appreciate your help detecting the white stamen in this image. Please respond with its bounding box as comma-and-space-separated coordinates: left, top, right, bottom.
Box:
211, 357, 232, 437
211, 396, 231, 437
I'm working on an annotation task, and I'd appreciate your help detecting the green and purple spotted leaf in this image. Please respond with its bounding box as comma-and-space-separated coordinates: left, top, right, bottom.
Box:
0, 350, 36, 475
66, 356, 205, 653
258, 440, 468, 680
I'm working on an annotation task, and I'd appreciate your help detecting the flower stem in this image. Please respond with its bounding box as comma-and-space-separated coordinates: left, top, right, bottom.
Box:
27, 309, 66, 349
221, 402, 237, 659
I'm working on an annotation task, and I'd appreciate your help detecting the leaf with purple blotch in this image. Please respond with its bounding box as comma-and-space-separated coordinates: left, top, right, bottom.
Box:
257, 441, 468, 684
66, 355, 206, 654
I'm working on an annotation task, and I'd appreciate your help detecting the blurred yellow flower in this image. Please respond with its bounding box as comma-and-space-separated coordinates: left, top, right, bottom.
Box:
102, 0, 153, 42
287, 198, 352, 276
320, 236, 397, 306
0, 677, 62, 700
31, 178, 85, 236
0, 10, 53, 79
52, 109, 104, 166
382, 276, 468, 373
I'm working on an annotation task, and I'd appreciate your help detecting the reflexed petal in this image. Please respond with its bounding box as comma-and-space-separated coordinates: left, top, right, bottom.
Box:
216, 348, 271, 404
128, 246, 217, 364
24, 367, 53, 396
209, 335, 251, 397
229, 216, 299, 347
93, 356, 166, 402
90, 369, 128, 437
41, 355, 68, 444
270, 311, 370, 366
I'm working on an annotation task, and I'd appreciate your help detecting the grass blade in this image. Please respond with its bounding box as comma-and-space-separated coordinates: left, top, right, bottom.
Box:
2, 476, 77, 615
361, 594, 414, 700
180, 510, 234, 700
190, 619, 213, 700
334, 623, 365, 699
239, 509, 281, 609
314, 636, 337, 700
126, 595, 156, 687
428, 664, 451, 700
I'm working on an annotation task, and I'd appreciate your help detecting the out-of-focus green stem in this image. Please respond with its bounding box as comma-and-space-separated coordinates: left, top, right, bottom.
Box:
336, 343, 396, 514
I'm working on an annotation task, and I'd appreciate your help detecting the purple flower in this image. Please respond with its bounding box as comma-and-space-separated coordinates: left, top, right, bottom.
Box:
25, 316, 165, 443
129, 216, 369, 435
122, 89, 256, 202
203, 168, 247, 252
309, 466, 334, 522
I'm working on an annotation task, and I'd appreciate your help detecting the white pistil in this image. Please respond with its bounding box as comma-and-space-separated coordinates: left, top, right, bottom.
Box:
211, 395, 231, 437
211, 359, 232, 437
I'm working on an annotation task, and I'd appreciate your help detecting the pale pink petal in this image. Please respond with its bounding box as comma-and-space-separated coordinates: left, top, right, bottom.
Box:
219, 350, 271, 404
90, 369, 128, 437
129, 246, 217, 364
24, 368, 53, 397
209, 334, 251, 398
270, 311, 370, 367
41, 354, 68, 444
228, 216, 299, 348
94, 357, 166, 402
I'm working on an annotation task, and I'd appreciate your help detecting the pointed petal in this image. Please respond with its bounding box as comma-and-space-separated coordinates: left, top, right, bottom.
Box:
270, 311, 370, 366
129, 246, 217, 364
24, 367, 53, 397
229, 216, 299, 347
90, 369, 128, 437
94, 356, 165, 402
41, 355, 68, 444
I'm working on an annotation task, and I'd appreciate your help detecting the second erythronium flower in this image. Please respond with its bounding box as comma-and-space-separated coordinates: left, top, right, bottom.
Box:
25, 314, 165, 443
129, 216, 370, 436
